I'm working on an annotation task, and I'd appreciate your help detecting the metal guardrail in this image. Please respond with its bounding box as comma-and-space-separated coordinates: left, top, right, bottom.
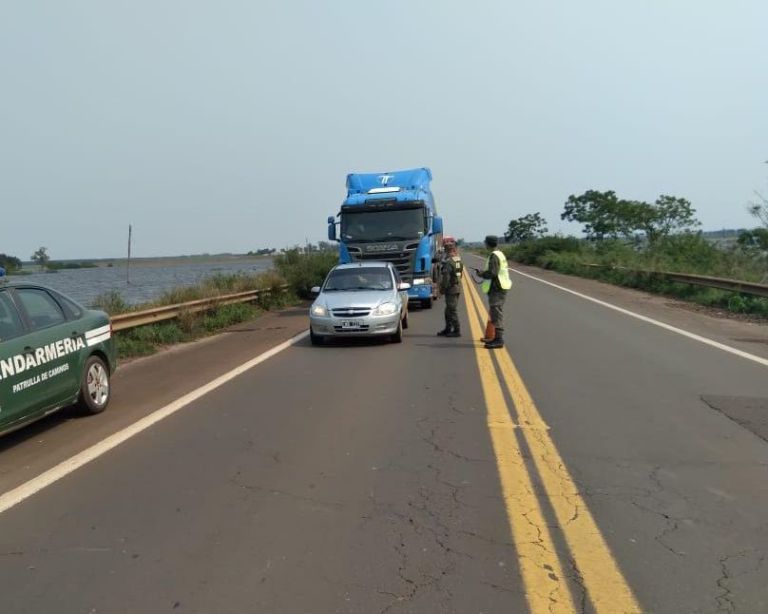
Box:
111, 285, 290, 332
584, 264, 768, 298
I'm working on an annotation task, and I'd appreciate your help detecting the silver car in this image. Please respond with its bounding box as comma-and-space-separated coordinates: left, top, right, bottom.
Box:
309, 262, 410, 345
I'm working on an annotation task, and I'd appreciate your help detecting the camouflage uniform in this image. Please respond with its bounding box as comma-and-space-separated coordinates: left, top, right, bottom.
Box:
484, 252, 505, 334
438, 253, 463, 336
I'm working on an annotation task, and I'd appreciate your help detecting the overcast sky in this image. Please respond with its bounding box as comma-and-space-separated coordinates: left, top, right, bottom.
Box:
1, 1, 767, 259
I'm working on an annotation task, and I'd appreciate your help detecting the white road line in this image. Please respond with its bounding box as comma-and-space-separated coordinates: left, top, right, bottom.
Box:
469, 254, 768, 369
0, 330, 309, 515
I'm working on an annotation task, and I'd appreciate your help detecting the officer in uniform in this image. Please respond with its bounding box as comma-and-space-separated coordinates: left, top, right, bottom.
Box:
437, 238, 463, 337
475, 235, 512, 349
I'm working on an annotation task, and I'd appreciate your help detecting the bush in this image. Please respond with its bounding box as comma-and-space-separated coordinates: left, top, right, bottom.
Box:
502, 234, 768, 318
274, 249, 338, 299
91, 290, 132, 315
109, 269, 297, 359
505, 236, 581, 265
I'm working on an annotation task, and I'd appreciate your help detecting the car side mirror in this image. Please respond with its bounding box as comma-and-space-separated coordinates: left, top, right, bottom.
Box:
398, 282, 411, 291
310, 286, 321, 296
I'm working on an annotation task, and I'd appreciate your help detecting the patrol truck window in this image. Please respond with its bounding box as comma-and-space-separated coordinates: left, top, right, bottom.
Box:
53, 292, 83, 319
0, 291, 25, 341
16, 289, 66, 330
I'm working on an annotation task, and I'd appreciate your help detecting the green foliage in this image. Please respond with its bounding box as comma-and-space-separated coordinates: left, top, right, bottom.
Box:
91, 290, 132, 315
505, 213, 548, 243
562, 190, 699, 243
47, 261, 97, 270
504, 234, 768, 317
748, 187, 768, 228
274, 248, 338, 298
31, 246, 50, 269
99, 268, 297, 359
504, 236, 581, 265
738, 228, 768, 251
0, 253, 22, 272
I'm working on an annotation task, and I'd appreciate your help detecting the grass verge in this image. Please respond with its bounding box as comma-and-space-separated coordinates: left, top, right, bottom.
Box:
94, 251, 337, 359
500, 236, 768, 318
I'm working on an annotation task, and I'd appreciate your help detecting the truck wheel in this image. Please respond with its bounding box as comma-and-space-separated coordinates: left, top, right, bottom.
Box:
421, 298, 433, 309
391, 322, 403, 343
310, 329, 324, 346
79, 355, 111, 415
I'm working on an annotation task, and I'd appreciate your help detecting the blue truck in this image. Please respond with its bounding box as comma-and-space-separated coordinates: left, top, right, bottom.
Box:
327, 168, 444, 308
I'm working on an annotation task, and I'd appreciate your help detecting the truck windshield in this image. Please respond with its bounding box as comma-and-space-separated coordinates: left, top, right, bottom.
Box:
324, 268, 394, 291
341, 207, 426, 242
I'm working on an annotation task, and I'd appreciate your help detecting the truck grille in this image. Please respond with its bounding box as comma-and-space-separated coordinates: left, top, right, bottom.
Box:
348, 243, 419, 280
331, 307, 372, 317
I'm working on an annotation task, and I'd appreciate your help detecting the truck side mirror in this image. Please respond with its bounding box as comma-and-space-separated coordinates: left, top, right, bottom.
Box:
432, 216, 443, 235
327, 217, 337, 242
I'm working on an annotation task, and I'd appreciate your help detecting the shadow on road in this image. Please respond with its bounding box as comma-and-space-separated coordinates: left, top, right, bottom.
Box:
0, 405, 85, 455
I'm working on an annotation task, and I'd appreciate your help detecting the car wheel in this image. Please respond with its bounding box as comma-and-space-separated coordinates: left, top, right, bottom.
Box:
421, 298, 433, 309
310, 329, 324, 346
391, 321, 403, 344
79, 355, 110, 414
402, 312, 409, 329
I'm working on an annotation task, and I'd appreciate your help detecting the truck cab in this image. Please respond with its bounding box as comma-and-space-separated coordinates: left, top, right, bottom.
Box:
328, 168, 443, 308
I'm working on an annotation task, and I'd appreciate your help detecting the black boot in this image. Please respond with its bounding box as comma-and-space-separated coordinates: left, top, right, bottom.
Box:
484, 331, 504, 349
437, 328, 450, 336
445, 327, 461, 338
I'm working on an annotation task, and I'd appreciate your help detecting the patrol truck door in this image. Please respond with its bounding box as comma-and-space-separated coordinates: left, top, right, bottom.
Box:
13, 288, 82, 411
0, 289, 38, 430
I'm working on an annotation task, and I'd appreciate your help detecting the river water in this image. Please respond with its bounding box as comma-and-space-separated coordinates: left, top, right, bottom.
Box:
17, 259, 275, 307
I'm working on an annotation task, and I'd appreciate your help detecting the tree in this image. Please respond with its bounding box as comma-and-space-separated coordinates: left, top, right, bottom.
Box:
505, 213, 548, 243
738, 228, 768, 251
561, 190, 631, 240
747, 161, 768, 228
31, 246, 50, 269
748, 192, 768, 227
562, 190, 699, 243
633, 195, 700, 245
0, 253, 22, 272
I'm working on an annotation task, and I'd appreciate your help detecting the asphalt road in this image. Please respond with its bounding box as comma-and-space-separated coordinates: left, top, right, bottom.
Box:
1, 265, 767, 613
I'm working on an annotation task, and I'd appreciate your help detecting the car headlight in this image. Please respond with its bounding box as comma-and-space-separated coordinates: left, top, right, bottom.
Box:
373, 302, 398, 316
311, 304, 328, 317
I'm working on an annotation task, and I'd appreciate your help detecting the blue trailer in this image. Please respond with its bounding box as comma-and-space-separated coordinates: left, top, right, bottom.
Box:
327, 168, 444, 308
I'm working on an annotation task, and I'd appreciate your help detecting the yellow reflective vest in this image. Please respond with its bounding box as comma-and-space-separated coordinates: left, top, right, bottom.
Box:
481, 250, 513, 294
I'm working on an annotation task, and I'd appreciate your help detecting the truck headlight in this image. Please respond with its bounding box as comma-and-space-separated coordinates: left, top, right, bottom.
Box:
373, 302, 397, 316
412, 278, 426, 285
311, 304, 328, 317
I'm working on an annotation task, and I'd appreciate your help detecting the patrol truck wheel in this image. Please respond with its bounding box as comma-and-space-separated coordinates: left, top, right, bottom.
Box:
391, 322, 403, 344
421, 298, 433, 309
80, 355, 110, 414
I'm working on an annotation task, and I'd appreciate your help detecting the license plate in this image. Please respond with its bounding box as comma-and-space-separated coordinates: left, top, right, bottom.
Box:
341, 320, 363, 329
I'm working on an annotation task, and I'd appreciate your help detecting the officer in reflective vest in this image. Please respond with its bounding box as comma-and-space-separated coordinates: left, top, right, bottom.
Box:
437, 239, 463, 337
475, 235, 512, 349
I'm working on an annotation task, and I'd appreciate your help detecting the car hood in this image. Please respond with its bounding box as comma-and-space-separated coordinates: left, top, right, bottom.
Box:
319, 290, 395, 310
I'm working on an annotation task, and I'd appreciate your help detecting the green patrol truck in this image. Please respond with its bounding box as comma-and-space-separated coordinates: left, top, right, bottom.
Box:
0, 281, 116, 436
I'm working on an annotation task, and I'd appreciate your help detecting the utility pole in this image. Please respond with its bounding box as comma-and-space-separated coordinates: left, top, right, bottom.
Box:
127, 224, 132, 284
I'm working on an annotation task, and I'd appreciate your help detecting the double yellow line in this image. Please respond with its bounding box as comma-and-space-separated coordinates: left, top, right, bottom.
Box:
462, 277, 641, 614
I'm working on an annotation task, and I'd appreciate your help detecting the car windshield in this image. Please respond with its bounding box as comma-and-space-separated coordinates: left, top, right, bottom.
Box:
324, 268, 393, 291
